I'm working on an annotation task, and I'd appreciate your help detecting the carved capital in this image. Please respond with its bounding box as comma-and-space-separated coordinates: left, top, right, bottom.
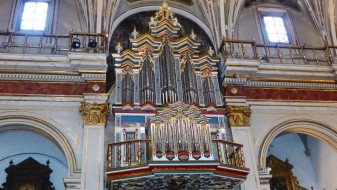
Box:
226, 106, 251, 126
80, 102, 109, 125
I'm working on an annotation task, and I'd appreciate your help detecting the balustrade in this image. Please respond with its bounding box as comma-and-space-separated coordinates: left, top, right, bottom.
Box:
0, 31, 107, 54
106, 139, 150, 170
222, 39, 336, 65
106, 138, 245, 170
213, 139, 245, 168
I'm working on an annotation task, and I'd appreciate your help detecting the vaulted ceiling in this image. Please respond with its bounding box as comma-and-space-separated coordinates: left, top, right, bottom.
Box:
76, 0, 337, 50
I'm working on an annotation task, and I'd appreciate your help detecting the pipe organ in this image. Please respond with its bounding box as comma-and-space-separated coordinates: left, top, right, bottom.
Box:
148, 101, 212, 161
112, 2, 221, 109
107, 3, 248, 189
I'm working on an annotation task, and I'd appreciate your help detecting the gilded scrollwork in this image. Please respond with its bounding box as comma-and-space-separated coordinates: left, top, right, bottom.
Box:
79, 102, 109, 125
226, 106, 251, 126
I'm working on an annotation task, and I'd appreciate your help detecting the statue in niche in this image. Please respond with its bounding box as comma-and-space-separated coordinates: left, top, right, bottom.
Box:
1, 157, 55, 190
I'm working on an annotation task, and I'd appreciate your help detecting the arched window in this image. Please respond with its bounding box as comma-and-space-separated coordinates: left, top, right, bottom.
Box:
20, 1, 49, 31
11, 0, 56, 32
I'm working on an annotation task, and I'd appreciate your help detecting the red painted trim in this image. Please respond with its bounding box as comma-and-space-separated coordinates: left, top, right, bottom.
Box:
225, 85, 337, 101
114, 109, 157, 114
0, 81, 105, 95
106, 164, 249, 180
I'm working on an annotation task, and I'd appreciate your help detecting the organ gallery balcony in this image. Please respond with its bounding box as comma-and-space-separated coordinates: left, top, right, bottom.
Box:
0, 31, 107, 54
221, 39, 337, 82
106, 102, 249, 190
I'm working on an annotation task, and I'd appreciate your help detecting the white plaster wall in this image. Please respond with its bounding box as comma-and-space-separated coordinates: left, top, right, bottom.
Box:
249, 102, 337, 157
0, 97, 85, 174
290, 12, 323, 46
56, 0, 86, 33
0, 0, 12, 31
244, 101, 337, 189
235, 7, 262, 43
308, 136, 337, 190
0, 130, 68, 190
267, 134, 318, 189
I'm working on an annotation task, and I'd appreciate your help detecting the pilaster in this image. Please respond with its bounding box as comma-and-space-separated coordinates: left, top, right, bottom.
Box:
79, 94, 109, 190
226, 105, 261, 190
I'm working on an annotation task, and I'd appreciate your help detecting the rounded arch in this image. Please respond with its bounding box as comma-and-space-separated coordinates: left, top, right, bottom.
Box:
0, 115, 77, 175
258, 119, 337, 171
109, 6, 216, 49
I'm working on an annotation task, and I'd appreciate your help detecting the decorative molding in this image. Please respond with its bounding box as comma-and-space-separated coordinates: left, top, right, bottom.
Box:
79, 103, 109, 125
0, 73, 106, 82
224, 77, 337, 89
225, 106, 251, 126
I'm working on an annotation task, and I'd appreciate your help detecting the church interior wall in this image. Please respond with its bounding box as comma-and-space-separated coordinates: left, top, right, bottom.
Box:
0, 130, 68, 190
0, 98, 86, 175
236, 5, 324, 46
246, 101, 337, 189
308, 136, 337, 190
0, 0, 12, 32
0, 0, 85, 34
56, 0, 86, 33
0, 1, 336, 189
267, 133, 319, 190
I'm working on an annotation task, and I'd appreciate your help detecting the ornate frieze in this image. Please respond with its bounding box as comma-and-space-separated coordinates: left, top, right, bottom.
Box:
226, 106, 251, 126
223, 77, 337, 89
80, 102, 109, 125
0, 73, 105, 82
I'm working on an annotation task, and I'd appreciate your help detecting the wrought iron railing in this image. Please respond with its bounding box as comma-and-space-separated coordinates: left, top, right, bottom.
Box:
0, 31, 107, 54
106, 138, 245, 170
222, 39, 336, 65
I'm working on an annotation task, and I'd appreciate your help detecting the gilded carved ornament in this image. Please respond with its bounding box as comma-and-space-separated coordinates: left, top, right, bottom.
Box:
79, 102, 109, 125
225, 106, 251, 126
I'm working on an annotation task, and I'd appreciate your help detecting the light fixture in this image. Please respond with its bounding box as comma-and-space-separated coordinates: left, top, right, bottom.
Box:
88, 39, 97, 48
71, 38, 81, 49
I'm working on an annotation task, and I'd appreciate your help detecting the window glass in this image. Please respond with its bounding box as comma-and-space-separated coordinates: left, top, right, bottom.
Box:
20, 1, 49, 31
263, 16, 289, 43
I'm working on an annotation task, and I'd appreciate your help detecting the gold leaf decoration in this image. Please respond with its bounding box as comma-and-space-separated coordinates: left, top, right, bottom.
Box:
80, 103, 109, 125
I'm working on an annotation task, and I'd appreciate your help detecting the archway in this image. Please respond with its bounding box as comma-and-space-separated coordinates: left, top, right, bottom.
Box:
258, 120, 337, 189
109, 6, 216, 51
0, 116, 77, 176
259, 119, 337, 170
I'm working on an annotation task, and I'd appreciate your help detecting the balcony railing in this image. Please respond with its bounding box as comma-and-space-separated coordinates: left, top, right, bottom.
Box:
106, 138, 245, 170
222, 39, 336, 65
0, 31, 107, 54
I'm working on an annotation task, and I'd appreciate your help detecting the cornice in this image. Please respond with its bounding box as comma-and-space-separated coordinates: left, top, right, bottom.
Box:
0, 73, 106, 82
223, 78, 337, 89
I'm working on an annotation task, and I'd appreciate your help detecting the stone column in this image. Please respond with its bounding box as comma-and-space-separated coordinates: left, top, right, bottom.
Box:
79, 97, 109, 190
226, 105, 262, 190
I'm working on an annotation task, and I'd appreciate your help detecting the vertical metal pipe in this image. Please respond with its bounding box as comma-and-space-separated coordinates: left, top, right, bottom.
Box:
137, 141, 141, 165
117, 144, 121, 168
128, 142, 132, 166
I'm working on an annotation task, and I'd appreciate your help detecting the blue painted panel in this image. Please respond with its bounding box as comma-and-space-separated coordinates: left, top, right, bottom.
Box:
209, 117, 219, 124
121, 116, 146, 123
